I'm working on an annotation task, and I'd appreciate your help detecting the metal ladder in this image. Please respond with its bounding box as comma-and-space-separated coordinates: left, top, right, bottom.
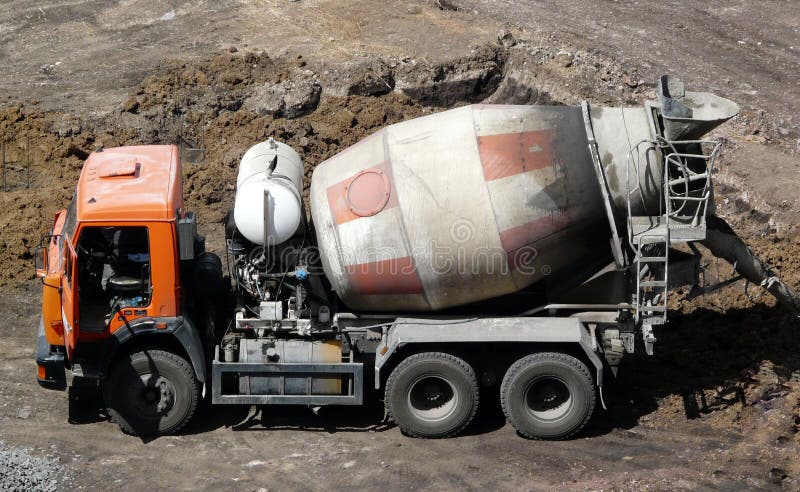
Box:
625, 138, 721, 354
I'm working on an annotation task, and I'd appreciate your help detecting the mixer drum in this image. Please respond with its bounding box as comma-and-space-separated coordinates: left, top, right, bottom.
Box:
310, 105, 610, 312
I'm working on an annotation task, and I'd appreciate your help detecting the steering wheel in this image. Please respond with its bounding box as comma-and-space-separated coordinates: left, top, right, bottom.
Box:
77, 236, 119, 264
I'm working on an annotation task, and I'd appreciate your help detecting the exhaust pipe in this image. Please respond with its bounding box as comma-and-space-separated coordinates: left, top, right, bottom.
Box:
701, 215, 800, 316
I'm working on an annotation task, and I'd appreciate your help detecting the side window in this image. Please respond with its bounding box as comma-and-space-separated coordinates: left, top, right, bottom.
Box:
64, 247, 73, 287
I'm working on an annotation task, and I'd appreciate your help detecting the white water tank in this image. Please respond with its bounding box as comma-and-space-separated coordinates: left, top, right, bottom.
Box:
234, 139, 303, 245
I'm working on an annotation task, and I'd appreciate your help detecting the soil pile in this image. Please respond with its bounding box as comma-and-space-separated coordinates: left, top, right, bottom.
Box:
0, 51, 434, 286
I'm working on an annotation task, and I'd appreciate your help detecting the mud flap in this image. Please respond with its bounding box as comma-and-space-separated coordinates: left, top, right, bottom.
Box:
35, 318, 66, 390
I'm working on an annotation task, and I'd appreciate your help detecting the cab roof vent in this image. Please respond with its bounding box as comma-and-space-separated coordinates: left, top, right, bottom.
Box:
99, 159, 139, 178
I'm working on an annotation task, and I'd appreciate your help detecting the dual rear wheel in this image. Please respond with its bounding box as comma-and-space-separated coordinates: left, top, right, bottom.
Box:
385, 351, 595, 439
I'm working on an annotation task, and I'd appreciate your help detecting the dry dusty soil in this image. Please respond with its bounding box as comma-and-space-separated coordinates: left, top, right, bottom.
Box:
1, 1, 799, 490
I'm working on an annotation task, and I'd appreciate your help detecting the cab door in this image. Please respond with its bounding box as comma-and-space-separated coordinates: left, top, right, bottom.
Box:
60, 235, 79, 359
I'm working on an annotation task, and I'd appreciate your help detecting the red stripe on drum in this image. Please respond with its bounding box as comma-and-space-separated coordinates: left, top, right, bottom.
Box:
500, 214, 572, 259
326, 161, 399, 225
345, 256, 424, 295
478, 129, 556, 181
506, 237, 560, 272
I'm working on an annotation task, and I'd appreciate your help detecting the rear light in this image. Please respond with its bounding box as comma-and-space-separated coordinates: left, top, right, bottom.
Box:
37, 364, 46, 380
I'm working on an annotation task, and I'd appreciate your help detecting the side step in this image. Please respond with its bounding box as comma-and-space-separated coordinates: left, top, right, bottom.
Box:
211, 359, 364, 405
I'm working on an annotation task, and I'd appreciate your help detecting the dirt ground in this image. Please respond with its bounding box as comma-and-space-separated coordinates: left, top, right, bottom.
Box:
1, 1, 799, 490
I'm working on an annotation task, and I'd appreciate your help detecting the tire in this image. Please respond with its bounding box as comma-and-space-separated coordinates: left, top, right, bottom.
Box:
500, 352, 595, 440
385, 352, 479, 438
103, 349, 199, 436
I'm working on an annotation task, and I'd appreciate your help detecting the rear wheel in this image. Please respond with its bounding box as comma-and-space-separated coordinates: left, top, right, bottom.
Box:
385, 352, 479, 438
500, 352, 595, 440
104, 349, 199, 436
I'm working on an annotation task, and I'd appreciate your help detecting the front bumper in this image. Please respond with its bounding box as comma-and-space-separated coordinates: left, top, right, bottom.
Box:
35, 318, 66, 390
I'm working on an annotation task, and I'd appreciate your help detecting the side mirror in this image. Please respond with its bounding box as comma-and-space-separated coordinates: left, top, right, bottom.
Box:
34, 245, 47, 278
34, 234, 61, 280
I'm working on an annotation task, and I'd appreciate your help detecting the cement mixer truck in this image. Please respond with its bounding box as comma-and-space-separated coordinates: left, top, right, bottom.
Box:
33, 76, 800, 439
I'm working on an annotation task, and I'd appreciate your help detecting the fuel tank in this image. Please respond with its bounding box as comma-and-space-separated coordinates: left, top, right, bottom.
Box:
309, 104, 661, 312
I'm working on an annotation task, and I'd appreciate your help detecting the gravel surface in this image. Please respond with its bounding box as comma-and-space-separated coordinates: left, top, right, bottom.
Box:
0, 440, 70, 492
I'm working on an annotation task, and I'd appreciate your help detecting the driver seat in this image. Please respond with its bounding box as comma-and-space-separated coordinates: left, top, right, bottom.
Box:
107, 275, 147, 294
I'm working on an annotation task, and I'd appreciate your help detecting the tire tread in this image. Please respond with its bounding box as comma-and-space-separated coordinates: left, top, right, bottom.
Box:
105, 349, 199, 436
500, 352, 595, 440
385, 352, 479, 438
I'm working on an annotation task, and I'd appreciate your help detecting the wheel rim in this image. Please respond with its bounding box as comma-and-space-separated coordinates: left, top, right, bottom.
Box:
406, 375, 458, 422
126, 373, 177, 419
523, 376, 573, 422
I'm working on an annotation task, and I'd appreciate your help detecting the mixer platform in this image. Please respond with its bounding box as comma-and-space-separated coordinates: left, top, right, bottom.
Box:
630, 215, 707, 244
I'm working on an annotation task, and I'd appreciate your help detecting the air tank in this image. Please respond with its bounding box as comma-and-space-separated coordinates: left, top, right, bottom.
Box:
234, 138, 303, 245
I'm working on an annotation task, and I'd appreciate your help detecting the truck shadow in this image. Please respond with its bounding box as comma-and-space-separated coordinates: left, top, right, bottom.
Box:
185, 401, 392, 435
583, 304, 800, 437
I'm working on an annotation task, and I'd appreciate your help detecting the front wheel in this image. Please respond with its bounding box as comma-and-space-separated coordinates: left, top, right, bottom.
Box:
500, 352, 595, 440
104, 349, 199, 436
385, 352, 479, 438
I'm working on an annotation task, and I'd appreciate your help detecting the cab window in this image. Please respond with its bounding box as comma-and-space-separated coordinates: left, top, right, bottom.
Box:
76, 226, 151, 332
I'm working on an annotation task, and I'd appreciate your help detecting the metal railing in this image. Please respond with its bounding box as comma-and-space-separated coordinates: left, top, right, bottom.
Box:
661, 139, 721, 226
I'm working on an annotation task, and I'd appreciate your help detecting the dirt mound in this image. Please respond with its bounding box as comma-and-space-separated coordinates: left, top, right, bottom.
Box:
0, 51, 436, 287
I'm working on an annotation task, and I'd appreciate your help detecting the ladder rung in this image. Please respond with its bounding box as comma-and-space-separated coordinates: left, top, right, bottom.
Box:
634, 237, 668, 246
638, 305, 667, 312
668, 173, 708, 187
640, 280, 667, 288
668, 196, 708, 202
638, 256, 667, 262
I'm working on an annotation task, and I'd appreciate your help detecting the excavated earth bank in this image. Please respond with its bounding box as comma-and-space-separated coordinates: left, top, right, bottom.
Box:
0, 38, 798, 486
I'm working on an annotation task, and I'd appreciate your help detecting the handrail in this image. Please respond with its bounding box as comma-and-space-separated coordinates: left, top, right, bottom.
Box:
582, 101, 626, 267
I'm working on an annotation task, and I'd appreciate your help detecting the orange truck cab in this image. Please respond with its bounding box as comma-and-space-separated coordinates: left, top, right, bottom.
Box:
35, 145, 220, 401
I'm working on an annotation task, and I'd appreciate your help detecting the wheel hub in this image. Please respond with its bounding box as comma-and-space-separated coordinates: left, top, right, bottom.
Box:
525, 376, 572, 422
137, 374, 175, 416
407, 376, 458, 422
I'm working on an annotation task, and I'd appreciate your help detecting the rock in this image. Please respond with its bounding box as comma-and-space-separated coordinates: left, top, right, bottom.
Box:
554, 50, 573, 67
321, 58, 395, 97
228, 46, 238, 53
622, 74, 638, 88
497, 29, 516, 48
394, 45, 503, 106
0, 440, 70, 491
53, 117, 82, 137
244, 78, 321, 119
769, 468, 788, 484
282, 80, 321, 118
434, 0, 461, 11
